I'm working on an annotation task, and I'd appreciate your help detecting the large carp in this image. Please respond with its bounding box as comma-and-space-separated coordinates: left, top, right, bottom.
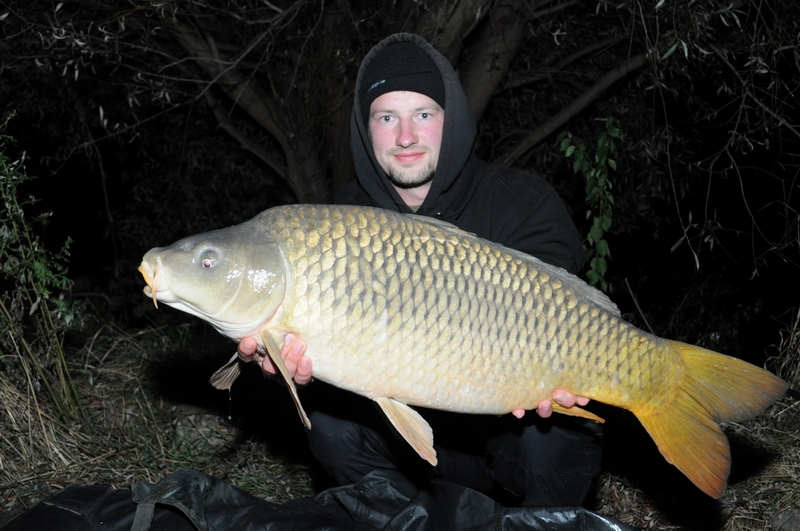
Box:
138, 204, 787, 498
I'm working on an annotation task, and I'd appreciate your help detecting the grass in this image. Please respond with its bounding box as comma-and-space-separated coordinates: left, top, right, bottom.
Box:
0, 304, 798, 529
0, 312, 315, 525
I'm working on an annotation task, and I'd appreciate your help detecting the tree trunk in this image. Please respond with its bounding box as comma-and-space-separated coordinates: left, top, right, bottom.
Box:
163, 17, 330, 203
456, 0, 531, 123
412, 0, 492, 65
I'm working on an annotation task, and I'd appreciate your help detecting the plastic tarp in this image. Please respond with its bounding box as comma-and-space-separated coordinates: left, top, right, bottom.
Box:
0, 469, 637, 531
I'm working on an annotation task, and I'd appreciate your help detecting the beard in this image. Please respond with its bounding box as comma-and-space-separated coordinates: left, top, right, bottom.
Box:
385, 160, 436, 190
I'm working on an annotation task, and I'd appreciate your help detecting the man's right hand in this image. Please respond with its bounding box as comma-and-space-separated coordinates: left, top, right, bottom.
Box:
237, 334, 313, 386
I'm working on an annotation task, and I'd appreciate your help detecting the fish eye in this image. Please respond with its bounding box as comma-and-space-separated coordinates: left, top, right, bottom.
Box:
200, 250, 218, 268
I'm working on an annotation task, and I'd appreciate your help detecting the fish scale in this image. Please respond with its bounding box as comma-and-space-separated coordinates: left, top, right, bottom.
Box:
139, 203, 787, 498
266, 205, 665, 413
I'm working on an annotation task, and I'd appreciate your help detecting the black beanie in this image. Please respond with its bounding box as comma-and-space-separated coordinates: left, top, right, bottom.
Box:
360, 41, 446, 124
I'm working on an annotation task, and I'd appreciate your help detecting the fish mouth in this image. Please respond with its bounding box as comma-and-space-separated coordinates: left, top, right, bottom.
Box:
138, 260, 171, 308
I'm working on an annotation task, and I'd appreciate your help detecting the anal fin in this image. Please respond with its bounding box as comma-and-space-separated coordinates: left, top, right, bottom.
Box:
262, 330, 311, 430
374, 397, 437, 466
550, 402, 605, 423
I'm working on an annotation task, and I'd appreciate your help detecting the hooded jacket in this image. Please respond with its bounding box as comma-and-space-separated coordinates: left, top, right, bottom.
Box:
336, 33, 583, 274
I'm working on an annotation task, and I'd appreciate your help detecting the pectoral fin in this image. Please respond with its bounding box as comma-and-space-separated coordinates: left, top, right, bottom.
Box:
550, 402, 605, 423
262, 330, 311, 430
210, 353, 242, 390
374, 397, 437, 466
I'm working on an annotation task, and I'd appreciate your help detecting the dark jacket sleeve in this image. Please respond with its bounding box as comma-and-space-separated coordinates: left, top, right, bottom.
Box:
454, 164, 584, 275
493, 187, 584, 275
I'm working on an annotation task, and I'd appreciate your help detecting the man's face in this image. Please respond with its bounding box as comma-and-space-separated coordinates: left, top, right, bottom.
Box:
368, 91, 444, 190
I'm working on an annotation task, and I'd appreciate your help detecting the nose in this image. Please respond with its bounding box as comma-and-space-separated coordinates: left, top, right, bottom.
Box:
396, 116, 418, 147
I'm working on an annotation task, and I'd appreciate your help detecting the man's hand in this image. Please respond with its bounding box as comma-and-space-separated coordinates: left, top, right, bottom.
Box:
512, 390, 590, 419
237, 334, 313, 386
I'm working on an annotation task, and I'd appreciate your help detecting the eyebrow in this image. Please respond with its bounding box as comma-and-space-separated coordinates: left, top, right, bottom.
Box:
370, 104, 443, 117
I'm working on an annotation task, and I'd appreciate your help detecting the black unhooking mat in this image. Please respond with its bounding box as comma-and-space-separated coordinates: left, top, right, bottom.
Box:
0, 469, 636, 531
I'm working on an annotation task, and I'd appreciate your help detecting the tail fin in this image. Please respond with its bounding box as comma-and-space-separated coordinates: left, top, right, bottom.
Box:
632, 340, 788, 498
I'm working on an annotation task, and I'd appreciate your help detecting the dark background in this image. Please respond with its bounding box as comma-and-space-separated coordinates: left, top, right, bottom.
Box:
3, 0, 796, 363
1, 2, 798, 525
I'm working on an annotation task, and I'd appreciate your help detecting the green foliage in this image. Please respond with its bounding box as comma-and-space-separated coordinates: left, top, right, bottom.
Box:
0, 115, 83, 419
557, 117, 623, 291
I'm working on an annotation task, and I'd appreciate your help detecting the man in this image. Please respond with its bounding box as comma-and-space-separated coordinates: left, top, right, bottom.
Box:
239, 33, 602, 508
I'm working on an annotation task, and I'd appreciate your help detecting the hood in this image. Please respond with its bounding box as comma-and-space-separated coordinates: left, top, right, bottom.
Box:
350, 33, 478, 219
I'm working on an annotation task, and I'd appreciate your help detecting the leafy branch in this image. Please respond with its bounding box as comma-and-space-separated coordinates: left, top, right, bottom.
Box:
0, 115, 83, 420
558, 117, 623, 291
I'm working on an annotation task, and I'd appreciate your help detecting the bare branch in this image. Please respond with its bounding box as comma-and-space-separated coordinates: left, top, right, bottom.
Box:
163, 18, 291, 156
504, 34, 625, 90
496, 51, 647, 166
527, 0, 581, 19
202, 90, 288, 179
712, 46, 800, 145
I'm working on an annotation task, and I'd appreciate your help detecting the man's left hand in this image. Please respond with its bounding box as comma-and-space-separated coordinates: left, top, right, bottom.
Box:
513, 390, 590, 419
